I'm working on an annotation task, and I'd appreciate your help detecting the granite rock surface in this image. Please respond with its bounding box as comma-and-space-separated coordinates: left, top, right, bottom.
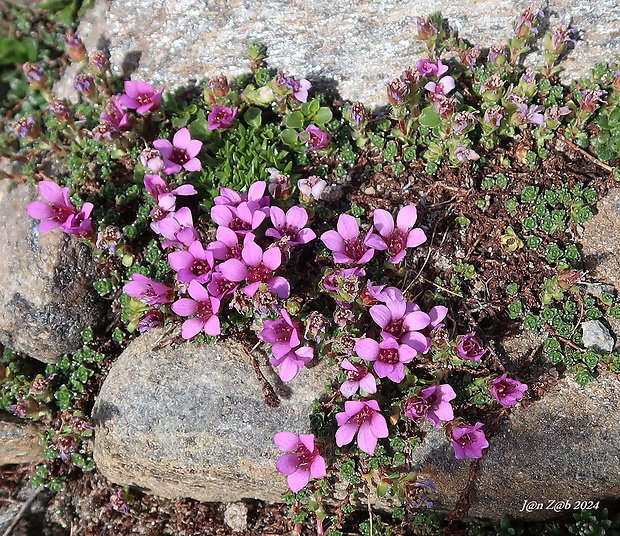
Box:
0, 180, 108, 363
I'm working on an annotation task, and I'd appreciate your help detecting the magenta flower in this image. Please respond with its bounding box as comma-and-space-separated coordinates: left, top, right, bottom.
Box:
417, 59, 448, 77
208, 105, 238, 130
100, 97, 132, 131
156, 207, 200, 248
153, 128, 202, 175
259, 309, 302, 359
297, 125, 330, 151
404, 384, 456, 428
119, 81, 163, 114
211, 202, 267, 236
454, 146, 480, 162
171, 280, 221, 339
340, 359, 377, 398
370, 299, 431, 353
274, 432, 326, 492
424, 76, 456, 100
136, 310, 164, 333
276, 73, 312, 103
168, 240, 215, 284
27, 181, 93, 237
321, 214, 377, 265
355, 337, 416, 383
123, 273, 174, 305
270, 345, 314, 382
214, 181, 269, 210
449, 422, 489, 459
265, 206, 316, 246
219, 238, 290, 298
335, 400, 389, 456
515, 103, 546, 126
455, 332, 487, 362
371, 206, 427, 263
297, 176, 326, 202
144, 174, 197, 209
490, 374, 528, 407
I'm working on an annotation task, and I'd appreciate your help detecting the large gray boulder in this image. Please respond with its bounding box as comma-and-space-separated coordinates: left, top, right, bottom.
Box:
92, 328, 333, 502
68, 0, 620, 107
93, 326, 620, 520
0, 180, 108, 363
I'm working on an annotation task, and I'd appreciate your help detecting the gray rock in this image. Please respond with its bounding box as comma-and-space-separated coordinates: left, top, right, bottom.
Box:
93, 327, 620, 520
581, 320, 615, 353
0, 412, 45, 465
0, 180, 108, 363
92, 328, 334, 502
411, 374, 620, 521
223, 502, 249, 532
64, 0, 620, 108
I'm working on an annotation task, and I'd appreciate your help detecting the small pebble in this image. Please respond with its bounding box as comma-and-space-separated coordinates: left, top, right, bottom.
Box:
364, 186, 376, 195
223, 502, 249, 532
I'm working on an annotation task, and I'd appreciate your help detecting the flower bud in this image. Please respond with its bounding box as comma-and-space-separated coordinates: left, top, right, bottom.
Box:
416, 16, 438, 40
74, 74, 97, 99
11, 117, 40, 139
208, 74, 229, 97
48, 99, 73, 122
88, 50, 110, 74
22, 63, 48, 89
63, 31, 87, 61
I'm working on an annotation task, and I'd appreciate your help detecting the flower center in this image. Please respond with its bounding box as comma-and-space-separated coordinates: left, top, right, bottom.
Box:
343, 239, 365, 262
171, 147, 190, 165
379, 347, 400, 365
387, 230, 406, 256
383, 318, 404, 338
192, 259, 211, 276
196, 299, 214, 319
248, 263, 272, 283
347, 364, 368, 382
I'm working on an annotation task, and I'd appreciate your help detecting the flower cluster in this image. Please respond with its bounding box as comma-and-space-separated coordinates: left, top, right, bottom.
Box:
27, 181, 94, 237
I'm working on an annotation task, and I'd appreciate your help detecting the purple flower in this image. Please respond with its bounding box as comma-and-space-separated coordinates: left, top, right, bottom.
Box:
274, 432, 326, 492
424, 76, 455, 100
171, 280, 221, 339
387, 78, 409, 105
355, 337, 417, 383
266, 168, 292, 199
580, 89, 607, 113
219, 238, 290, 298
297, 176, 326, 202
335, 400, 389, 456
340, 359, 377, 398
276, 73, 312, 103
23, 62, 47, 88
297, 125, 330, 151
417, 59, 448, 77
415, 16, 438, 40
144, 174, 197, 209
515, 103, 546, 126
490, 373, 528, 407
454, 146, 480, 162
123, 273, 174, 305
514, 7, 541, 38
136, 310, 164, 333
74, 74, 96, 98
321, 214, 376, 265
153, 128, 202, 175
156, 207, 200, 248
449, 422, 489, 459
456, 332, 487, 362
207, 106, 238, 130
168, 240, 215, 284
371, 206, 427, 263
27, 181, 93, 237
11, 117, 39, 139
259, 308, 302, 359
369, 300, 431, 353
270, 346, 314, 382
265, 206, 316, 246
207, 226, 243, 261
404, 384, 456, 428
483, 105, 505, 128
100, 97, 132, 131
211, 202, 267, 236
119, 81, 163, 114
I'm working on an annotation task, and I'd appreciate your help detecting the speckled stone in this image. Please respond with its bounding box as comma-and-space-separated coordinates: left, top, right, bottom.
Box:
92, 328, 334, 502
63, 0, 620, 108
0, 180, 108, 363
0, 412, 45, 465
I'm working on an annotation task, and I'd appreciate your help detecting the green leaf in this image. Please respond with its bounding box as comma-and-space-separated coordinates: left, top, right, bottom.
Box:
281, 128, 302, 148
171, 113, 190, 128
419, 106, 441, 128
243, 107, 262, 129
188, 117, 210, 140
313, 107, 333, 125
285, 111, 304, 129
